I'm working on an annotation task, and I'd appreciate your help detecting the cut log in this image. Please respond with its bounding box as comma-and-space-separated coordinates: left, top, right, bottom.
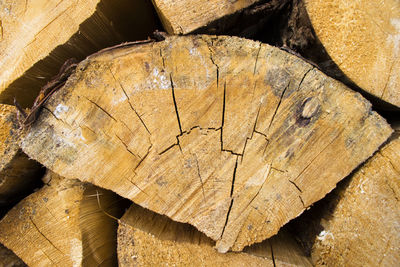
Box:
151, 0, 289, 35
302, 0, 400, 108
21, 35, 392, 252
0, 171, 127, 266
118, 203, 312, 266
0, 104, 43, 206
304, 135, 400, 266
0, 0, 158, 107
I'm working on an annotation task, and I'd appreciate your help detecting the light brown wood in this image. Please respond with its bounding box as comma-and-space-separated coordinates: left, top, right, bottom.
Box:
151, 0, 290, 35
0, 0, 158, 107
21, 35, 392, 252
118, 204, 312, 266
309, 135, 400, 266
0, 104, 42, 205
0, 171, 125, 266
304, 0, 400, 108
79, 184, 130, 266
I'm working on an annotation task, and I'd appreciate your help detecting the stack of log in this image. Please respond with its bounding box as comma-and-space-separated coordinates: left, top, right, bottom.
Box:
0, 0, 398, 266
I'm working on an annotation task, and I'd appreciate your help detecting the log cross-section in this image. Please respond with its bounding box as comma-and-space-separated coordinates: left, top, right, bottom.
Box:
21, 35, 392, 252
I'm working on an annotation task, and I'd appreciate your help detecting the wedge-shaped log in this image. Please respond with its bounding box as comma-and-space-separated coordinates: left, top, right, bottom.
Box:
0, 104, 42, 206
21, 35, 392, 252
0, 171, 126, 266
0, 0, 158, 107
118, 204, 312, 266
151, 0, 289, 35
303, 0, 400, 108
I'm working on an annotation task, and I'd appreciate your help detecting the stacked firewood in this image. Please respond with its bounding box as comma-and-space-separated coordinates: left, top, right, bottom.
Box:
0, 0, 399, 266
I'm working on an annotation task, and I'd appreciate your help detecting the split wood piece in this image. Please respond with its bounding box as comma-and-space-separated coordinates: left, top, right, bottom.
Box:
308, 135, 400, 266
0, 171, 127, 266
21, 35, 393, 252
303, 0, 400, 108
0, 0, 158, 107
151, 0, 289, 35
0, 244, 26, 267
118, 204, 312, 266
0, 104, 43, 206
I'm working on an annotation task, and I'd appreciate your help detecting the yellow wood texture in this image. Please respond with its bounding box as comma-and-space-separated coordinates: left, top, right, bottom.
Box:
0, 0, 157, 107
118, 204, 312, 266
311, 136, 400, 266
151, 0, 259, 34
305, 0, 400, 107
21, 35, 392, 252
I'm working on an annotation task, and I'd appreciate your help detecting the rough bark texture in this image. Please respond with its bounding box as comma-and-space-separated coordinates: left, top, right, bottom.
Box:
0, 171, 126, 266
0, 104, 43, 206
302, 0, 400, 108
21, 35, 392, 252
0, 0, 158, 107
306, 135, 400, 266
118, 204, 312, 266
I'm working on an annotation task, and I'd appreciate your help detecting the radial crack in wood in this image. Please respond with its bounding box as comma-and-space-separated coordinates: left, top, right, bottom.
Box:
21, 35, 393, 252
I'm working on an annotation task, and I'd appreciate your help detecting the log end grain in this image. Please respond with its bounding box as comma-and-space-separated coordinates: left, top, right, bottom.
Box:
21, 35, 393, 252
304, 0, 400, 107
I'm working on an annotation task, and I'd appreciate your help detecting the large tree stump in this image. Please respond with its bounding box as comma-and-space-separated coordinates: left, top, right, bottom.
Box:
0, 171, 126, 266
21, 35, 392, 252
303, 0, 400, 108
306, 135, 400, 266
0, 104, 43, 207
0, 0, 158, 107
118, 203, 312, 266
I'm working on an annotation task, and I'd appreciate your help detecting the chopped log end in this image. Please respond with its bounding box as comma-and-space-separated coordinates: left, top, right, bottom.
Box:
0, 171, 128, 266
0, 0, 159, 107
21, 35, 393, 252
118, 203, 311, 266
0, 104, 44, 206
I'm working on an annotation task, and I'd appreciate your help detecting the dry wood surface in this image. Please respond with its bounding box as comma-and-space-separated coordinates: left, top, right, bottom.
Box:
20, 35, 392, 253
0, 171, 126, 266
0, 0, 158, 107
309, 135, 400, 266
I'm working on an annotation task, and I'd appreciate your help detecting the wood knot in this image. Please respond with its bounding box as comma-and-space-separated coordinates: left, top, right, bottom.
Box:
301, 97, 320, 119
